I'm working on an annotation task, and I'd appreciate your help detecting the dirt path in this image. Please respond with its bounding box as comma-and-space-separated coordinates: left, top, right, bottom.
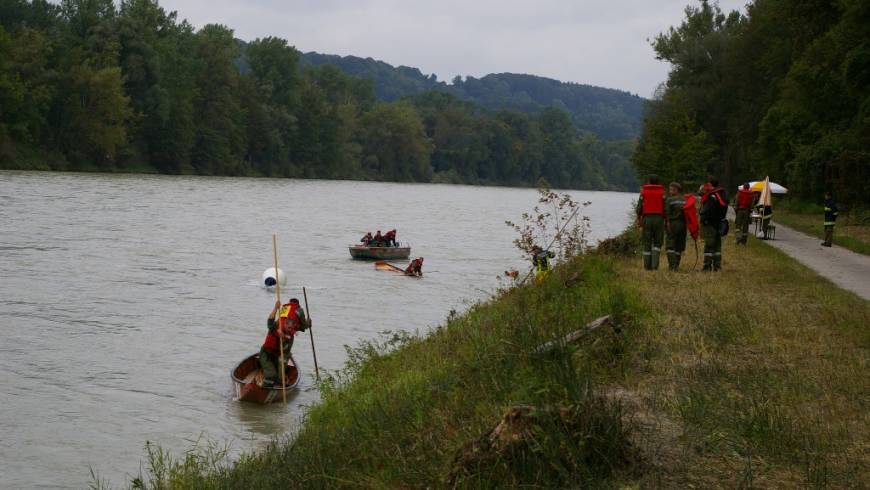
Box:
764, 222, 870, 301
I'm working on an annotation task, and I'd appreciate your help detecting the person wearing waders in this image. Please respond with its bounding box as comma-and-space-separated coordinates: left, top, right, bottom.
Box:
636, 175, 666, 270
734, 183, 754, 245
665, 182, 687, 271
700, 179, 728, 271
822, 191, 839, 247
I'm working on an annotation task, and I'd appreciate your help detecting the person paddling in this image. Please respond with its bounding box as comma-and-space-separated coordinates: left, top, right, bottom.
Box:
260, 300, 285, 388
260, 299, 308, 388
405, 257, 424, 276
278, 298, 309, 353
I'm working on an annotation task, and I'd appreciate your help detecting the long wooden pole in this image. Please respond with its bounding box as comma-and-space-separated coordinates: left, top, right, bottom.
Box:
272, 234, 287, 404
302, 286, 320, 381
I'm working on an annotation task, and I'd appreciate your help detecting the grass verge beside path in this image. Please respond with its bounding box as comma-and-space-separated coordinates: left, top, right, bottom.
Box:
775, 207, 870, 256
128, 232, 870, 489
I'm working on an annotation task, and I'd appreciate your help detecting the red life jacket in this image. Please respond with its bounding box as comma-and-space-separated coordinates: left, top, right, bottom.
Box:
262, 328, 281, 355
701, 187, 727, 207
683, 194, 700, 241
640, 185, 665, 215
279, 302, 301, 336
736, 189, 754, 209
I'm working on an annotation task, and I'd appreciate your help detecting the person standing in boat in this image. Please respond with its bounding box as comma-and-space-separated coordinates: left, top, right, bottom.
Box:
260, 299, 309, 387
384, 229, 397, 247
405, 257, 424, 276
373, 230, 384, 247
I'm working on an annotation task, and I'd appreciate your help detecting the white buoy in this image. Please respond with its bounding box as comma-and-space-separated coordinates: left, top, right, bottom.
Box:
262, 267, 286, 288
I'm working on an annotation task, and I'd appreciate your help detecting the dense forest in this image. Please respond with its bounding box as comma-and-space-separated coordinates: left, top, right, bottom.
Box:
0, 0, 638, 190
301, 52, 646, 140
633, 0, 869, 205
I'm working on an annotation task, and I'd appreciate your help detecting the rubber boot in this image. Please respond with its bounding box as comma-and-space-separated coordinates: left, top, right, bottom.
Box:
713, 253, 722, 271
702, 254, 713, 271
666, 251, 675, 271
650, 247, 661, 270
674, 253, 681, 271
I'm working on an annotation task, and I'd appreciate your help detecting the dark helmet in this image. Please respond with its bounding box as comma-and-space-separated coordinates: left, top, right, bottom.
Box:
289, 298, 300, 305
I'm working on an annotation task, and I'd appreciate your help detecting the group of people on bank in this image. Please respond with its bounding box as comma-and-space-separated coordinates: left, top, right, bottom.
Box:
360, 229, 398, 247
637, 175, 841, 271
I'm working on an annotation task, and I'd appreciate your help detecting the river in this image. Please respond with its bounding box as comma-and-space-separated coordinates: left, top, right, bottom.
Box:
0, 171, 633, 488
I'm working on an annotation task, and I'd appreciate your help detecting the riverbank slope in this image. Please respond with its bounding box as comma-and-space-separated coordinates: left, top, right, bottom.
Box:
129, 229, 869, 488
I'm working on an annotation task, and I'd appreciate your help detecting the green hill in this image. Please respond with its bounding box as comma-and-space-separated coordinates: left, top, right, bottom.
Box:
299, 52, 646, 140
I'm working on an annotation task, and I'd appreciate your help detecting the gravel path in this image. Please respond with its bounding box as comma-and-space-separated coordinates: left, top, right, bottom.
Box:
764, 222, 870, 301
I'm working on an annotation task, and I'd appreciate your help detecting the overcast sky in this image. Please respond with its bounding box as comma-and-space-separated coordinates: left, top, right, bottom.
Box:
158, 0, 747, 97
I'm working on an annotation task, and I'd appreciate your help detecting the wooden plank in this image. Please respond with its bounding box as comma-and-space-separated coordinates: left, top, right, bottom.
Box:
533, 315, 614, 353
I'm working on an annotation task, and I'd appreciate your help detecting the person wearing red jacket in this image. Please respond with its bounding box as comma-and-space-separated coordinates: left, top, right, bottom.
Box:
384, 229, 397, 247
259, 299, 308, 387
734, 183, 754, 245
405, 257, 424, 276
636, 175, 666, 270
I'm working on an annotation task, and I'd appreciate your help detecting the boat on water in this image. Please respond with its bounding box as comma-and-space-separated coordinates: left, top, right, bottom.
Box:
374, 261, 421, 277
349, 244, 411, 260
231, 352, 300, 404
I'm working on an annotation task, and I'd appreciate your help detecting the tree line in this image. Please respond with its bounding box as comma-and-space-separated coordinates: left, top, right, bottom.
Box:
300, 51, 646, 141
633, 0, 869, 205
0, 0, 637, 191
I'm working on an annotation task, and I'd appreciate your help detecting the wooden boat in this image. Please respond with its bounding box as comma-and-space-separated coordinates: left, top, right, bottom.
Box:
349, 244, 411, 260
231, 352, 300, 404
375, 261, 421, 277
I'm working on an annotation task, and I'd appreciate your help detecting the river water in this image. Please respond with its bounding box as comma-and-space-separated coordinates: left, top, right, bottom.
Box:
0, 171, 633, 488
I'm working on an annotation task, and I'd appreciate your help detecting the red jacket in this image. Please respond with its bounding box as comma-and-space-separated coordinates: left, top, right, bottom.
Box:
262, 327, 281, 355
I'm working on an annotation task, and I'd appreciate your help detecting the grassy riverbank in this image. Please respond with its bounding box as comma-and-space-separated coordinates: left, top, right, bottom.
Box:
775, 203, 870, 256
128, 230, 869, 488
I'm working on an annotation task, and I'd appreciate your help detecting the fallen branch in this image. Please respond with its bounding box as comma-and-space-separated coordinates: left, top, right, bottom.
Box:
534, 315, 614, 354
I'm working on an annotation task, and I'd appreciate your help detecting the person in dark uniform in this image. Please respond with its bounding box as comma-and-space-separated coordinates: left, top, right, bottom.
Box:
531, 245, 555, 283
822, 191, 839, 247
700, 179, 728, 271
665, 182, 687, 271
